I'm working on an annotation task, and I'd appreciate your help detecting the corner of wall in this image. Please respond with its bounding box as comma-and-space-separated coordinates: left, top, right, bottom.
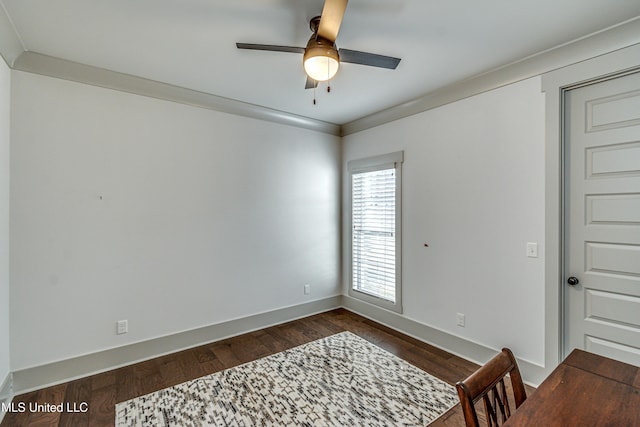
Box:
340, 295, 547, 386
0, 372, 13, 422
0, 38, 12, 421
0, 2, 25, 67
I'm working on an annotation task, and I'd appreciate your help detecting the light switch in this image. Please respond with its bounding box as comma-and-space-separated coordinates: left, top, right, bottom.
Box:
117, 319, 128, 335
527, 242, 538, 258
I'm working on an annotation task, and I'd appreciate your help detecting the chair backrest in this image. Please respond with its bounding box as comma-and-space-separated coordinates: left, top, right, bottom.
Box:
455, 348, 527, 427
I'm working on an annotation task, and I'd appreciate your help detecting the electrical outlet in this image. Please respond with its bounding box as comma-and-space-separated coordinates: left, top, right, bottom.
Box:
304, 284, 311, 295
117, 320, 128, 335
456, 313, 465, 327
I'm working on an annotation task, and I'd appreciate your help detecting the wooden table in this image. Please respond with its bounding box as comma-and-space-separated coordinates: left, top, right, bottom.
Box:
504, 349, 640, 426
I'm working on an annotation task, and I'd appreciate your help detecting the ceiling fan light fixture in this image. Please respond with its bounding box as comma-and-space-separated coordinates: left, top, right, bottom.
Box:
304, 55, 339, 81
236, 4, 402, 90
303, 36, 340, 81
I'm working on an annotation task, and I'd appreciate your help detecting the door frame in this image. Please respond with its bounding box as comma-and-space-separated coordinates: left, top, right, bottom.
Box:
542, 43, 640, 376
561, 68, 640, 360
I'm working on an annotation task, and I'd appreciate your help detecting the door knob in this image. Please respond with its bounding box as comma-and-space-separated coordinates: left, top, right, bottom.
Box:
567, 276, 579, 286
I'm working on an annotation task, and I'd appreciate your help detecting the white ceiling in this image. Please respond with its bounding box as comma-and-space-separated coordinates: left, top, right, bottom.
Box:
2, 0, 640, 124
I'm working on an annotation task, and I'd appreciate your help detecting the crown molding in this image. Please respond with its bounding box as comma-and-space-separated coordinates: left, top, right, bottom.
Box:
2, 13, 639, 137
12, 52, 341, 136
0, 2, 24, 66
341, 17, 640, 136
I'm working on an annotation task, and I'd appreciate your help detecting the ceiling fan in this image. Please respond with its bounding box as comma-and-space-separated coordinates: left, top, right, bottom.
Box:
236, 0, 401, 90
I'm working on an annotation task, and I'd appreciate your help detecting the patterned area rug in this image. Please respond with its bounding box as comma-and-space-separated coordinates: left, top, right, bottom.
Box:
116, 332, 458, 426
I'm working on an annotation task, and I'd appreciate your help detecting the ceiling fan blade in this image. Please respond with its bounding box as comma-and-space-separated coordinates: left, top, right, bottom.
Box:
236, 43, 305, 54
317, 0, 348, 42
339, 49, 401, 69
305, 76, 318, 90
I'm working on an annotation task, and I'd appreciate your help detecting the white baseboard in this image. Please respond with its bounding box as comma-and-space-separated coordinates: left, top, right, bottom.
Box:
0, 372, 12, 423
341, 295, 548, 386
11, 296, 342, 394
10, 293, 549, 395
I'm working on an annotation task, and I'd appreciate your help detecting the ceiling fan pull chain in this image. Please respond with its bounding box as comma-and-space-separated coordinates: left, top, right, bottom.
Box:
313, 83, 317, 105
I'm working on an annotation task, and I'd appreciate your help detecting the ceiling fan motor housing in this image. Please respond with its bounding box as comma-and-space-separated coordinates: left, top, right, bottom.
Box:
303, 34, 340, 81
236, 5, 402, 87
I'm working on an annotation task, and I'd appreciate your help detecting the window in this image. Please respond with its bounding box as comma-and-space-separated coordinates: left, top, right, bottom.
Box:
348, 151, 403, 313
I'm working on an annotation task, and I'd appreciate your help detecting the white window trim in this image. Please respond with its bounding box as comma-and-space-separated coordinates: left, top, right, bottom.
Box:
347, 151, 403, 313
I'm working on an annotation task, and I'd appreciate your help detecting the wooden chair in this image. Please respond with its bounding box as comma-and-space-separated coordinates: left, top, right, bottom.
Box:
455, 348, 527, 427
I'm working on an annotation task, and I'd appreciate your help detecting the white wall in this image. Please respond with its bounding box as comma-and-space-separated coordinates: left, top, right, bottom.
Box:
0, 58, 10, 386
343, 77, 546, 366
10, 71, 341, 370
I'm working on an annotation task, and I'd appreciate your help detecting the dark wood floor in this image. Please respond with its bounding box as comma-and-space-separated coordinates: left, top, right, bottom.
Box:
1, 308, 533, 426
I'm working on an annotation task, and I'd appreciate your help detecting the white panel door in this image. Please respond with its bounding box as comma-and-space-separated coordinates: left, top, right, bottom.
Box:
564, 70, 640, 366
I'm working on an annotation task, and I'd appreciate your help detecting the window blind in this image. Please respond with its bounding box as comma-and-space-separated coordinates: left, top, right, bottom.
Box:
351, 167, 396, 303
